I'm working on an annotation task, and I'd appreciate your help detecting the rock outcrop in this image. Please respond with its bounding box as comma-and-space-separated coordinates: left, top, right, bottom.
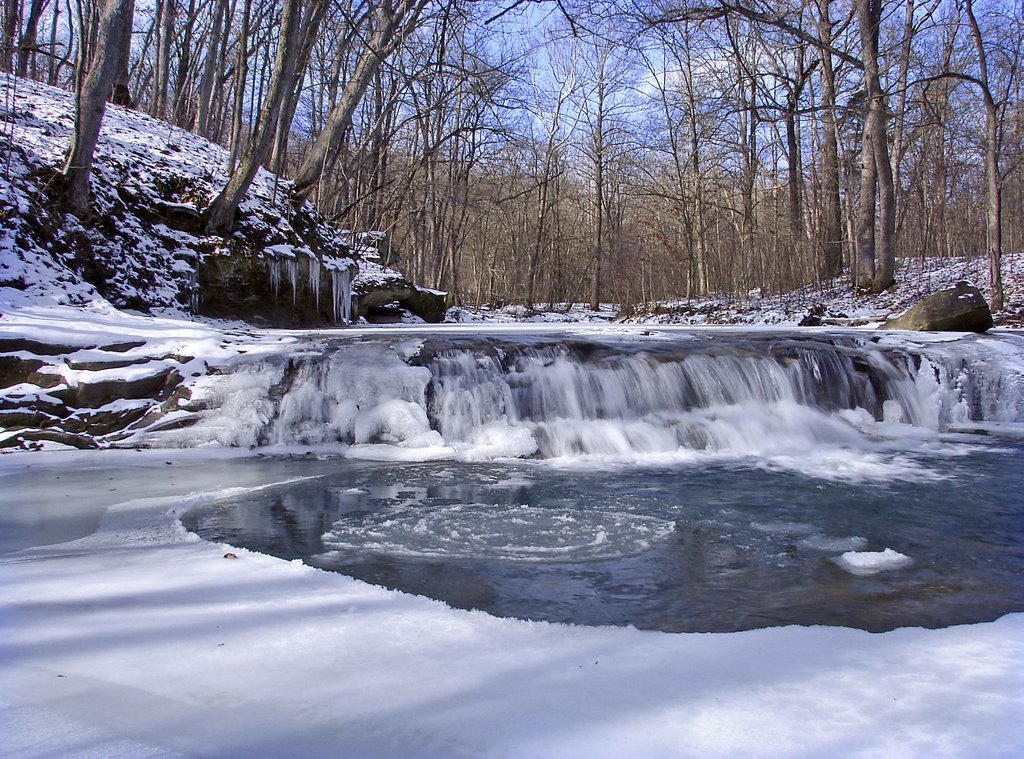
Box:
354, 272, 449, 323
0, 338, 193, 450
883, 282, 994, 332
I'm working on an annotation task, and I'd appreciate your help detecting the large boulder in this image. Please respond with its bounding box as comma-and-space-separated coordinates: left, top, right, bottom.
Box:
884, 282, 994, 332
355, 277, 449, 323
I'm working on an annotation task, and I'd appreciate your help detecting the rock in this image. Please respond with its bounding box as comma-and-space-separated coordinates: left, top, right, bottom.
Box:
0, 355, 45, 388
63, 406, 151, 436
60, 368, 184, 409
883, 282, 994, 332
0, 429, 100, 450
197, 251, 333, 327
355, 278, 449, 323
403, 286, 449, 323
799, 304, 826, 327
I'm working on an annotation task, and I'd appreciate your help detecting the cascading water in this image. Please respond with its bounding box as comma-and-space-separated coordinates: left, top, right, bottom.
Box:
164, 330, 1024, 470
177, 328, 1024, 633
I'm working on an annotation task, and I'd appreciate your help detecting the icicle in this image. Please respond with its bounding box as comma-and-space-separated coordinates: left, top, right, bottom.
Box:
331, 267, 353, 324
285, 258, 298, 304
189, 268, 199, 313
341, 267, 352, 323
268, 258, 281, 299
308, 257, 321, 311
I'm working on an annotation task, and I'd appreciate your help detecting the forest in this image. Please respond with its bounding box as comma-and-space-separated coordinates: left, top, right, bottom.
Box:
2, 0, 1021, 311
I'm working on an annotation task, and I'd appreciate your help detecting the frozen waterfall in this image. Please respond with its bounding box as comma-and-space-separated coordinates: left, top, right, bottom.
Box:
154, 330, 1024, 471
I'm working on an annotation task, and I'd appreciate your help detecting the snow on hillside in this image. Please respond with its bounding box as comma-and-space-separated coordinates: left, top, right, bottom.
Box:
442, 254, 1024, 327
618, 253, 1024, 328
0, 74, 368, 314
3, 73, 1022, 329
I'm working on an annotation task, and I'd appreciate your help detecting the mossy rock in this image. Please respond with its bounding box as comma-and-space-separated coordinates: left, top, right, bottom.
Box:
884, 282, 994, 332
355, 279, 449, 323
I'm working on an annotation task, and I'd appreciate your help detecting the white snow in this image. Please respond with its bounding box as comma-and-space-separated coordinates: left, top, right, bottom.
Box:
1, 450, 1022, 758
834, 548, 915, 576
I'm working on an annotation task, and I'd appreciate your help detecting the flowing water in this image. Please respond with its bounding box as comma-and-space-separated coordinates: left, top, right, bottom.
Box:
174, 328, 1024, 632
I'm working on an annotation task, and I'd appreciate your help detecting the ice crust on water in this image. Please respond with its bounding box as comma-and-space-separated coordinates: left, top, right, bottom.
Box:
799, 535, 869, 552
833, 548, 913, 575
321, 504, 676, 562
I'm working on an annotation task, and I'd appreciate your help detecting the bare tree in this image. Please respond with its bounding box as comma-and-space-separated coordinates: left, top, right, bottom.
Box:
961, 0, 1007, 310
205, 0, 316, 233
61, 0, 136, 216
813, 0, 844, 278
290, 0, 431, 203
854, 0, 895, 292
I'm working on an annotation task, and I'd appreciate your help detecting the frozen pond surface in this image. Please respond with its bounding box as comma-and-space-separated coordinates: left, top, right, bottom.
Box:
182, 443, 1024, 633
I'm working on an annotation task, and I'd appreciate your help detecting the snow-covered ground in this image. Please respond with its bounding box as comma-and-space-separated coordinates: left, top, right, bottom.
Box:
2, 449, 1022, 759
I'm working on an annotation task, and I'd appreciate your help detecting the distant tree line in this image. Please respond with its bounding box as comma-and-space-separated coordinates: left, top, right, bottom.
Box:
2, 0, 1020, 309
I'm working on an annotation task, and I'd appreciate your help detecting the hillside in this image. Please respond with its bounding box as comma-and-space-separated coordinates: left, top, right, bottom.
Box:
0, 75, 442, 324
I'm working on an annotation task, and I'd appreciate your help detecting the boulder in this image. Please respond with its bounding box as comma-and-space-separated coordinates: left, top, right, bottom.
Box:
355, 279, 449, 323
883, 282, 993, 332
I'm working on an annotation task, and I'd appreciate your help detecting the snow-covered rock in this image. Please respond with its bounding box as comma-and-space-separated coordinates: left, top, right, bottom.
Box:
884, 281, 994, 332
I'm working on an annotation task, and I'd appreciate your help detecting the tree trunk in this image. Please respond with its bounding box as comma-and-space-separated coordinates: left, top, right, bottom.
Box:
194, 0, 228, 138
855, 0, 895, 292
172, 0, 197, 126
62, 0, 136, 216
785, 99, 803, 252
205, 0, 303, 234
17, 0, 51, 78
589, 57, 607, 312
226, 0, 250, 174
964, 0, 1004, 312
269, 0, 329, 174
815, 0, 843, 278
1, 0, 18, 72
890, 0, 916, 242
152, 0, 174, 118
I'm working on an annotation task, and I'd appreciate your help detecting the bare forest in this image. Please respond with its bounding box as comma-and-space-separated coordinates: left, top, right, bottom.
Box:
3, 0, 1022, 310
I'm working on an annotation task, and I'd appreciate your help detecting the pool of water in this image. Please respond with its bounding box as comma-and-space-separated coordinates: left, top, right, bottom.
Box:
182, 440, 1024, 633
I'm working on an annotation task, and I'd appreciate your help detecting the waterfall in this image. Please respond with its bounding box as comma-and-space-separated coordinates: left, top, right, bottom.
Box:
157, 332, 1024, 465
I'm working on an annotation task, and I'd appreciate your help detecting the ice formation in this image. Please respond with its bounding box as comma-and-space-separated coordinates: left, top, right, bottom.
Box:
150, 331, 1024, 477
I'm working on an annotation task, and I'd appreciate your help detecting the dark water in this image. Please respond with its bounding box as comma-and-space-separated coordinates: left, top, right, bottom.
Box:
181, 441, 1024, 633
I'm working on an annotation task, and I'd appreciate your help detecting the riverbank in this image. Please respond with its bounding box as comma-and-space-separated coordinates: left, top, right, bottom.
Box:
2, 449, 1022, 757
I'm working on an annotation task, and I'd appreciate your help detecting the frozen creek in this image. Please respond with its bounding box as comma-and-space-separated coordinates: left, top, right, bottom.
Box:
150, 327, 1024, 633
4, 325, 1024, 757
